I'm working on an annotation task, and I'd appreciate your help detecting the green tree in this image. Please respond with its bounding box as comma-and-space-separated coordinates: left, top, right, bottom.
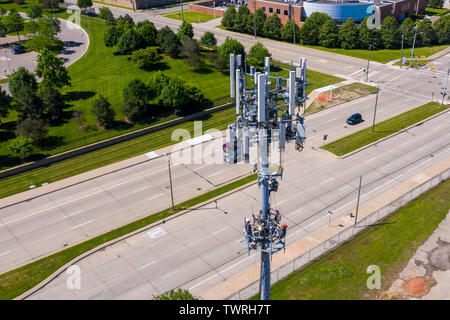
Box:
433, 15, 450, 44
154, 289, 197, 300
39, 85, 64, 120
380, 16, 400, 49
103, 25, 123, 47
0, 89, 12, 126
136, 20, 157, 47
222, 6, 237, 29
122, 96, 146, 122
123, 78, 151, 102
177, 21, 194, 41
234, 5, 250, 33
35, 48, 71, 89
77, 0, 93, 11
117, 29, 144, 54
8, 67, 38, 100
13, 87, 44, 121
281, 18, 300, 43
159, 78, 190, 110
131, 47, 162, 69
263, 13, 282, 39
254, 8, 267, 36
181, 37, 200, 58
27, 2, 43, 20
247, 42, 271, 67
3, 9, 24, 41
98, 7, 114, 21
92, 95, 115, 128
186, 54, 205, 72
338, 18, 359, 49
300, 12, 333, 45
319, 19, 339, 48
37, 15, 61, 39
417, 19, 438, 46
428, 0, 444, 8
16, 118, 48, 144
201, 31, 217, 48
148, 71, 171, 96
158, 26, 181, 58
401, 18, 417, 46
218, 37, 245, 59
208, 52, 227, 72
8, 136, 34, 160
0, 21, 6, 37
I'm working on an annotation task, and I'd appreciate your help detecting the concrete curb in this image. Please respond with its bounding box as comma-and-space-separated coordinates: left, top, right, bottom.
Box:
14, 174, 258, 300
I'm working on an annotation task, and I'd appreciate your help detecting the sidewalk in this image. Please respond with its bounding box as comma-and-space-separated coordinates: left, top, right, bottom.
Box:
199, 157, 450, 300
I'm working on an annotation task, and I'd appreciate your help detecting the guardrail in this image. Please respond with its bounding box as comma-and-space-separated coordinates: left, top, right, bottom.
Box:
227, 166, 450, 300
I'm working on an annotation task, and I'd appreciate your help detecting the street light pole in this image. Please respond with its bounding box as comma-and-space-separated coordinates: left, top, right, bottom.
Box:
372, 87, 380, 132
366, 44, 373, 82
442, 68, 449, 105
410, 28, 417, 66
354, 176, 362, 227
400, 25, 405, 69
253, 0, 257, 39
164, 153, 175, 210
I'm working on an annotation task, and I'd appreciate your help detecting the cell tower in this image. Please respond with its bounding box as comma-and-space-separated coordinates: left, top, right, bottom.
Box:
225, 54, 309, 300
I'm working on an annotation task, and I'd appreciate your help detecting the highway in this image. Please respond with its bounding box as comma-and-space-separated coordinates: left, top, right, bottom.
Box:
25, 101, 449, 299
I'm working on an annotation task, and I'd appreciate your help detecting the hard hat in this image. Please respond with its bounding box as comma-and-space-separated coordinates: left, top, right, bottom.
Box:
246, 218, 250, 223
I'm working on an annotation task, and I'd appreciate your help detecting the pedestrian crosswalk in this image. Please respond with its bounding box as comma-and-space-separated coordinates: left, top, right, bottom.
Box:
147, 227, 167, 239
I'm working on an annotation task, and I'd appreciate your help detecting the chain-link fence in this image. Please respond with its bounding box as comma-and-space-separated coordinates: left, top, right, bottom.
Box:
227, 167, 450, 300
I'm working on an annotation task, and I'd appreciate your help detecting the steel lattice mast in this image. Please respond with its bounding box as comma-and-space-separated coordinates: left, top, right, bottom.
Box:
225, 54, 309, 300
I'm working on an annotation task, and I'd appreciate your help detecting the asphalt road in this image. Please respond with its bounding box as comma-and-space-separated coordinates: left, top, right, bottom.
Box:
25, 101, 449, 299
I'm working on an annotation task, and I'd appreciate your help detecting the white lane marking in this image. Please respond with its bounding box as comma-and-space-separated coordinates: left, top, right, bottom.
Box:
148, 193, 164, 201
0, 251, 11, 257
364, 157, 376, 163
322, 177, 334, 184
137, 260, 156, 270
67, 210, 83, 217
381, 163, 392, 170
207, 171, 224, 179
400, 141, 409, 147
185, 134, 213, 146
212, 227, 227, 236
189, 274, 217, 290
337, 185, 351, 192
132, 186, 150, 194
161, 270, 178, 280
304, 217, 325, 229
219, 255, 255, 274
289, 207, 304, 216
76, 219, 94, 228
147, 227, 167, 239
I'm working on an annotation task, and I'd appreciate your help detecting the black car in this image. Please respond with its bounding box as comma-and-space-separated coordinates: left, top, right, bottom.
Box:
11, 45, 25, 54
346, 113, 363, 125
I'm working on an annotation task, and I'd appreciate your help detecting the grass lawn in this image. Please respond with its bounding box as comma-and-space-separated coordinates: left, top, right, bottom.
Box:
263, 177, 450, 300
303, 44, 449, 64
424, 7, 450, 16
322, 102, 447, 156
0, 173, 258, 300
162, 10, 217, 23
393, 59, 430, 68
305, 82, 378, 115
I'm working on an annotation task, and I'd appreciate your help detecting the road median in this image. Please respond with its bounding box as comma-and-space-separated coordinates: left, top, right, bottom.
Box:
321, 102, 448, 157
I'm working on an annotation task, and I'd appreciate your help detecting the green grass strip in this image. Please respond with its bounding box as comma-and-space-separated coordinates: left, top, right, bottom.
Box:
162, 11, 217, 23
0, 173, 257, 300
322, 102, 447, 156
260, 177, 450, 300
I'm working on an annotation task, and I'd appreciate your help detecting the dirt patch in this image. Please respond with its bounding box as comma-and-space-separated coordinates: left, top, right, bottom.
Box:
429, 239, 450, 271
402, 277, 430, 297
306, 83, 377, 115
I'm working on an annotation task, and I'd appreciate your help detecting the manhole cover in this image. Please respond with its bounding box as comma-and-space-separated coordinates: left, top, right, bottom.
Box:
197, 188, 202, 191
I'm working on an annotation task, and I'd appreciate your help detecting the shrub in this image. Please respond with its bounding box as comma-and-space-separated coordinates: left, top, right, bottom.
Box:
16, 118, 48, 144
117, 29, 144, 54
247, 42, 271, 67
131, 47, 162, 69
122, 96, 146, 122
9, 136, 34, 160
